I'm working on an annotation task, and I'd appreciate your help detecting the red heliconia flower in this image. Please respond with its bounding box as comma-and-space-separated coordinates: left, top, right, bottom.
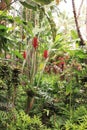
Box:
43, 50, 48, 59
32, 37, 38, 49
23, 51, 27, 59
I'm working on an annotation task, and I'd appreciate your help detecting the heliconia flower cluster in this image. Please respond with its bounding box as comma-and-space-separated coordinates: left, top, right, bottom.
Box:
32, 37, 48, 59
43, 50, 48, 59
23, 37, 49, 59
23, 51, 27, 59
32, 37, 38, 49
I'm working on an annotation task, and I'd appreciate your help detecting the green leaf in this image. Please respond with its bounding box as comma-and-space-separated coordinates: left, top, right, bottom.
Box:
12, 50, 23, 59
0, 25, 8, 31
20, 2, 37, 11
75, 50, 86, 59
66, 85, 72, 95
74, 87, 79, 93
33, 0, 54, 5
5, 0, 10, 5
55, 34, 61, 43
71, 30, 78, 39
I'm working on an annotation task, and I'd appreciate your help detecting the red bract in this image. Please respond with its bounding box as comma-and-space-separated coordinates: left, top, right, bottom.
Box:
23, 51, 26, 59
58, 57, 65, 71
32, 37, 38, 49
58, 57, 65, 65
43, 50, 48, 59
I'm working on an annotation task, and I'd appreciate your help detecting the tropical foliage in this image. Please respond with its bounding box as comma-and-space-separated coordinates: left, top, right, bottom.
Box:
0, 0, 87, 130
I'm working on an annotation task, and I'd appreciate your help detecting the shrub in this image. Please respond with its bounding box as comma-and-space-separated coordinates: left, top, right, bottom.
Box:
0, 110, 51, 130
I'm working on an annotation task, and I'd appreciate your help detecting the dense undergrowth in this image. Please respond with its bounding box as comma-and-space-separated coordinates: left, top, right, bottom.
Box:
0, 0, 87, 129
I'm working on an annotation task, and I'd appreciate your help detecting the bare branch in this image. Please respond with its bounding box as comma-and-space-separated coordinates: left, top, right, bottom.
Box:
0, 0, 18, 11
72, 0, 85, 46
77, 0, 84, 18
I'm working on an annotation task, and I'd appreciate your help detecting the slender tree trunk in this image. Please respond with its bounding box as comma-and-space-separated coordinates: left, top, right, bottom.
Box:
26, 96, 34, 114
72, 0, 85, 46
26, 90, 35, 114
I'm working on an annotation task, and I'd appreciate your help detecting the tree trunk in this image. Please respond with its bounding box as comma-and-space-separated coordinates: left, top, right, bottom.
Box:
72, 0, 85, 46
0, 0, 12, 10
26, 90, 35, 114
